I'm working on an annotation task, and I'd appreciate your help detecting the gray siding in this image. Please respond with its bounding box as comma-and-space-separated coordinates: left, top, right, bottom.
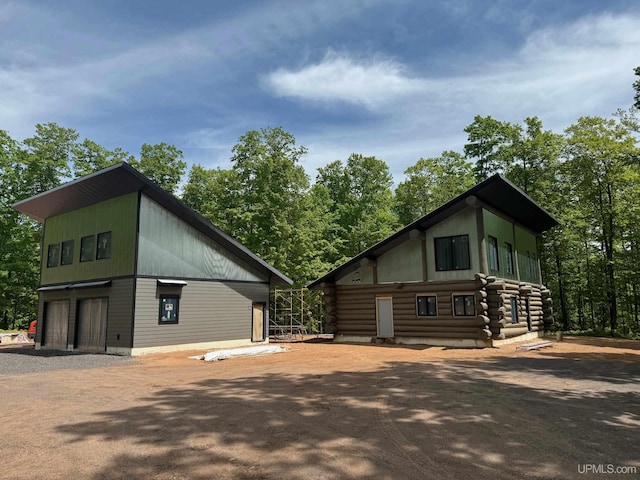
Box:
37, 278, 134, 349
137, 195, 267, 282
133, 278, 269, 348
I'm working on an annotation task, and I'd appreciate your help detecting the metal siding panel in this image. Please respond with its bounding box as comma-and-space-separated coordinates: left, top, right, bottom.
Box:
133, 278, 269, 348
137, 195, 267, 282
41, 193, 138, 285
377, 238, 423, 283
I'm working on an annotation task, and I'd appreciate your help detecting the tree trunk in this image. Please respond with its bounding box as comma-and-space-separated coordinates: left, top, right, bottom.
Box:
555, 251, 570, 330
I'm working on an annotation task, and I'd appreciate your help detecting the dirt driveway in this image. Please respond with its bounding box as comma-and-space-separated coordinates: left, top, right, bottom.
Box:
2, 337, 639, 480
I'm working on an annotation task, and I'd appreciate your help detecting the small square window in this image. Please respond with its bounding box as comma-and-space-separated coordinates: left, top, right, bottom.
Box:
80, 235, 95, 262
417, 295, 437, 317
47, 244, 60, 268
453, 295, 476, 316
60, 240, 74, 265
159, 296, 179, 324
96, 232, 112, 260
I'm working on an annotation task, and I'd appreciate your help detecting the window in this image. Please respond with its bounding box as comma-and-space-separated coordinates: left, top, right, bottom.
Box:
488, 236, 499, 271
416, 295, 437, 317
505, 242, 515, 275
80, 235, 95, 262
96, 232, 112, 260
453, 295, 475, 316
159, 296, 179, 324
510, 296, 519, 324
47, 244, 60, 268
435, 235, 470, 271
60, 240, 74, 265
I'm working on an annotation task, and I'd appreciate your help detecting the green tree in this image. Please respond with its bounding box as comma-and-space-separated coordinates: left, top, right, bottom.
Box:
130, 143, 186, 193
563, 116, 640, 335
182, 127, 330, 284
464, 115, 519, 181
394, 151, 474, 225
316, 154, 399, 261
72, 139, 134, 177
633, 66, 640, 109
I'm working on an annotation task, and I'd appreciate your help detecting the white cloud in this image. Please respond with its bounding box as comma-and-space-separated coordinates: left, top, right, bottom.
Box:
263, 51, 428, 109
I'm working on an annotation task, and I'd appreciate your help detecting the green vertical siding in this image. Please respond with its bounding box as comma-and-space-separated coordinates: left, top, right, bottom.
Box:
137, 195, 266, 281
377, 238, 423, 283
41, 193, 138, 285
483, 209, 517, 280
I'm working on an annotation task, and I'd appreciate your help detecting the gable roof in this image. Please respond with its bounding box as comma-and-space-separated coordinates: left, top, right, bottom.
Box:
308, 174, 558, 289
13, 162, 293, 286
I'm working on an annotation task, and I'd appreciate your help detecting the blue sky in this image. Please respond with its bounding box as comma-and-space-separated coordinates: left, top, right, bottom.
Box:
1, 0, 639, 182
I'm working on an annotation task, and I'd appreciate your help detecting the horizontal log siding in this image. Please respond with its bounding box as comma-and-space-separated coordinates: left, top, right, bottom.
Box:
335, 280, 483, 338
485, 278, 549, 339
133, 278, 268, 348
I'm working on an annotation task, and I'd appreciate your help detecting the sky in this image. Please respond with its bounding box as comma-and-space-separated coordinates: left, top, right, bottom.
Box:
1, 0, 639, 183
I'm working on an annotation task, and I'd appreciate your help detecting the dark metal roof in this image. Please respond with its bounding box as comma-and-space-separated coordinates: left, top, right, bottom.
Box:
14, 162, 293, 286
308, 174, 558, 289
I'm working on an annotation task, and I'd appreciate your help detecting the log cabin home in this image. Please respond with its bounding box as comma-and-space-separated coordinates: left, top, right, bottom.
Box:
308, 174, 558, 347
13, 162, 292, 355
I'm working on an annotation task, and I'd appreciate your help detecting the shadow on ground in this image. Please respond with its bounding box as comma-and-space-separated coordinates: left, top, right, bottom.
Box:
56, 352, 640, 480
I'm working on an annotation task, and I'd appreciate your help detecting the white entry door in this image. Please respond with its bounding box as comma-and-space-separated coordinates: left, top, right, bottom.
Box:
376, 297, 394, 338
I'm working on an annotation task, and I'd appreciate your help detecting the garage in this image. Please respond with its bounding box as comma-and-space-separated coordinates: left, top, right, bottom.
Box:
43, 300, 69, 349
76, 298, 108, 352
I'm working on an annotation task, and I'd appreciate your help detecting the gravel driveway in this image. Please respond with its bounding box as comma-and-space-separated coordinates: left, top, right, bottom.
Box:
0, 345, 134, 375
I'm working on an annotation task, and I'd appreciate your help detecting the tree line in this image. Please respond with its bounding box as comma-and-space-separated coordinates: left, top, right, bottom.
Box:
1, 110, 639, 336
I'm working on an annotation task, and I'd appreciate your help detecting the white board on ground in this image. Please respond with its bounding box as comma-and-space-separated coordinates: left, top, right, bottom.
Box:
189, 345, 287, 362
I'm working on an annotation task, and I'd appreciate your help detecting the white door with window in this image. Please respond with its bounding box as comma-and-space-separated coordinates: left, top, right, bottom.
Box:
376, 297, 394, 338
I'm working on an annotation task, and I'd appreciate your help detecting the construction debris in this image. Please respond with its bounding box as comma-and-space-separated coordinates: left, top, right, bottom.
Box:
190, 345, 287, 362
516, 341, 554, 351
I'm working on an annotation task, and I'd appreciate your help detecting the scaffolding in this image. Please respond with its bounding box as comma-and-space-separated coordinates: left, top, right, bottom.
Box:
269, 288, 324, 339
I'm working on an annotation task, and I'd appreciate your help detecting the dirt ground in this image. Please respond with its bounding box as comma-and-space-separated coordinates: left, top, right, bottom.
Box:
1, 336, 639, 480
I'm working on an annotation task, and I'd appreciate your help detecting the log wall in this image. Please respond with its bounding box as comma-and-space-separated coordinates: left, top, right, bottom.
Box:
319, 273, 555, 346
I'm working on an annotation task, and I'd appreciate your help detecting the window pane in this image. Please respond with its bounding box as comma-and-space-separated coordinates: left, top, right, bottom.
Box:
97, 232, 112, 260
427, 296, 437, 316
417, 296, 427, 316
80, 235, 95, 262
452, 235, 470, 270
435, 237, 452, 271
61, 240, 74, 265
488, 236, 499, 271
464, 295, 475, 316
454, 296, 465, 316
47, 244, 60, 267
510, 296, 519, 323
505, 243, 514, 274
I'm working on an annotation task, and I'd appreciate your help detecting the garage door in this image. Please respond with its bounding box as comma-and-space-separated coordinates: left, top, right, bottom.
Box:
76, 298, 108, 352
44, 300, 70, 349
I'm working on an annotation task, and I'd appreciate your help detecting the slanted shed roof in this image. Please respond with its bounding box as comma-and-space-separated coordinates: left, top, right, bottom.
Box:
13, 162, 293, 286
308, 174, 558, 289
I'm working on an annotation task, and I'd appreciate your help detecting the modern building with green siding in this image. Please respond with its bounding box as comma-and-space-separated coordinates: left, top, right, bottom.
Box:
309, 175, 559, 348
13, 163, 292, 355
